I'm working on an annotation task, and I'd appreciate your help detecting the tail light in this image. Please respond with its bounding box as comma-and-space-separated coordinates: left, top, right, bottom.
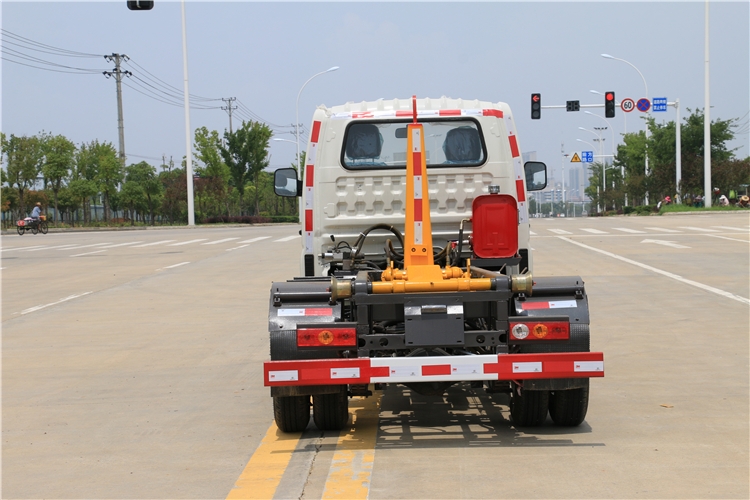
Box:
297, 327, 357, 347
509, 321, 569, 340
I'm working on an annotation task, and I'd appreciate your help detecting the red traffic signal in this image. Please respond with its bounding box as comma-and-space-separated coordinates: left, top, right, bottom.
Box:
531, 93, 541, 120
605, 91, 616, 118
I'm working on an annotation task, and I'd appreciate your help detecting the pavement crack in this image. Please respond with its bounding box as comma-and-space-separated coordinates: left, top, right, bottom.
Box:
299, 431, 325, 500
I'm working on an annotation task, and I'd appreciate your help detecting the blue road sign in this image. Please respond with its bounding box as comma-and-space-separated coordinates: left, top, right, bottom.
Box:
582, 151, 594, 162
653, 97, 668, 112
636, 98, 651, 112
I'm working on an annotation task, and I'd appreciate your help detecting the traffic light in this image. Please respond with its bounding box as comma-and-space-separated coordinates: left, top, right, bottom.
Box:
605, 91, 616, 118
531, 93, 541, 119
566, 100, 580, 112
127, 1, 154, 10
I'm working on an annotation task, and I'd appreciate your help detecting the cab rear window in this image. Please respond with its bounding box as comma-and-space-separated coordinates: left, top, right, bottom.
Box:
341, 119, 486, 170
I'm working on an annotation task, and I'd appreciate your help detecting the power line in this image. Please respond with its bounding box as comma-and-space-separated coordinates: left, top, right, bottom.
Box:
1, 29, 103, 58
124, 58, 221, 102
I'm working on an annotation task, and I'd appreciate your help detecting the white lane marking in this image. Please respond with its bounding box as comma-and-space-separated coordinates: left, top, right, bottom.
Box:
98, 241, 143, 249
164, 261, 190, 269
679, 226, 719, 232
706, 234, 749, 243
28, 244, 78, 252
581, 228, 608, 234
238, 236, 272, 244
70, 250, 106, 257
641, 239, 690, 249
559, 237, 750, 305
547, 229, 572, 235
61, 242, 112, 251
201, 237, 240, 245
227, 245, 250, 251
2, 245, 47, 252
131, 240, 176, 248
712, 226, 748, 232
21, 291, 93, 315
274, 235, 301, 242
644, 227, 682, 233
612, 227, 646, 234
529, 231, 537, 236
168, 239, 207, 246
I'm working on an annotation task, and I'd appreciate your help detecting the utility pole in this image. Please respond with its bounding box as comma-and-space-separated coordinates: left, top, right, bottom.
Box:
103, 53, 131, 168
221, 97, 238, 133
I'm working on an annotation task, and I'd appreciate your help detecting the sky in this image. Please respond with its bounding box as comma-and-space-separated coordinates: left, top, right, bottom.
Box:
2, 1, 749, 185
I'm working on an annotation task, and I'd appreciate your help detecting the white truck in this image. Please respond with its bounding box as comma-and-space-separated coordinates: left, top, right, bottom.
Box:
266, 96, 603, 432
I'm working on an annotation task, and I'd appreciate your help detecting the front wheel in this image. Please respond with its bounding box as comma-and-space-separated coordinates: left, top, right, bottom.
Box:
273, 395, 310, 432
510, 386, 549, 427
40, 221, 49, 234
31, 225, 38, 235
16, 225, 24, 236
549, 380, 589, 426
312, 386, 349, 431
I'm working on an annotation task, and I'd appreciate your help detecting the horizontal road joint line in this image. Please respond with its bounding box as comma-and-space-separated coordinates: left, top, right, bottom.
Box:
21, 291, 93, 315
70, 250, 106, 257
164, 262, 190, 269
706, 234, 749, 243
226, 423, 301, 500
168, 239, 207, 246
132, 240, 176, 248
202, 237, 240, 245
60, 242, 112, 250
238, 236, 272, 243
98, 241, 143, 249
322, 393, 382, 500
274, 235, 301, 242
679, 226, 719, 232
644, 227, 682, 233
559, 237, 750, 305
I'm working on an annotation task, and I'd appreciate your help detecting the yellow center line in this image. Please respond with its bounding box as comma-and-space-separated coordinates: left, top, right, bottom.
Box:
226, 422, 301, 499
322, 392, 382, 499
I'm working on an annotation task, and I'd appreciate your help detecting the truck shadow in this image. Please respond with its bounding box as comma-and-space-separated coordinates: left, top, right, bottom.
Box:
373, 383, 603, 449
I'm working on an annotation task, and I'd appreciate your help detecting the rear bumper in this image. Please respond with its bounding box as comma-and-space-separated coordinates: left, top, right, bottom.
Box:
264, 352, 604, 387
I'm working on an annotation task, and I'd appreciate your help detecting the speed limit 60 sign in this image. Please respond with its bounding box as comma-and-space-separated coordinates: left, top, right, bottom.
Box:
621, 98, 635, 113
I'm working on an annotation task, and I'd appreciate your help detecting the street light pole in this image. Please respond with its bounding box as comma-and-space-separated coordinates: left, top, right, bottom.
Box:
585, 111, 624, 207
601, 54, 650, 204
181, 0, 195, 225
577, 138, 600, 213
296, 66, 339, 178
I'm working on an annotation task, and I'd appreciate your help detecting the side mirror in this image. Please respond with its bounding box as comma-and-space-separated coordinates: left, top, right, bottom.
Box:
274, 168, 301, 197
524, 161, 547, 191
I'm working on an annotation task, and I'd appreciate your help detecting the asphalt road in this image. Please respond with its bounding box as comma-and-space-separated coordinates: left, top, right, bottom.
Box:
2, 213, 748, 499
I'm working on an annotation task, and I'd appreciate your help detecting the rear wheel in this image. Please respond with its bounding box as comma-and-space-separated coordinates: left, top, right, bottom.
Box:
16, 226, 24, 236
31, 225, 38, 235
273, 395, 310, 432
510, 385, 549, 427
312, 386, 349, 431
40, 221, 49, 234
549, 380, 589, 426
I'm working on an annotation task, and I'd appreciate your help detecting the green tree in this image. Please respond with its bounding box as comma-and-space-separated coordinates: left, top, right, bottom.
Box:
41, 134, 76, 223
125, 161, 163, 224
91, 142, 122, 221
3, 134, 44, 217
120, 180, 145, 225
221, 120, 272, 215
194, 126, 231, 216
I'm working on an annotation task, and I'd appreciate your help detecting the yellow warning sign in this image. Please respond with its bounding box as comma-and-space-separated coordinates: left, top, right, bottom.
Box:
570, 153, 581, 163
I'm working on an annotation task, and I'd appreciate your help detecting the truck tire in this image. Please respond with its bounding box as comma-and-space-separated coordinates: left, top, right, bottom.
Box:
549, 380, 589, 426
510, 386, 549, 427
273, 395, 310, 432
312, 386, 349, 431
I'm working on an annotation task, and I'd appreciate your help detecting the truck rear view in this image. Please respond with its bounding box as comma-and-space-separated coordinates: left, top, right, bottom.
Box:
267, 96, 603, 432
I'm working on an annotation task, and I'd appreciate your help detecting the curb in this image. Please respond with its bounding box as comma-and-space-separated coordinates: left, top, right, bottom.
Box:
1, 222, 299, 236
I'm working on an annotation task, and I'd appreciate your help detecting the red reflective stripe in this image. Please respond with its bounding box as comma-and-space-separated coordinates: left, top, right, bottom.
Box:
305, 308, 333, 316
414, 198, 423, 222
371, 366, 389, 377
395, 110, 413, 117
305, 165, 314, 187
310, 120, 322, 143
516, 179, 526, 202
422, 364, 451, 376
412, 152, 422, 176
521, 301, 549, 310
439, 109, 461, 116
483, 109, 504, 118
305, 210, 313, 232
508, 135, 520, 158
